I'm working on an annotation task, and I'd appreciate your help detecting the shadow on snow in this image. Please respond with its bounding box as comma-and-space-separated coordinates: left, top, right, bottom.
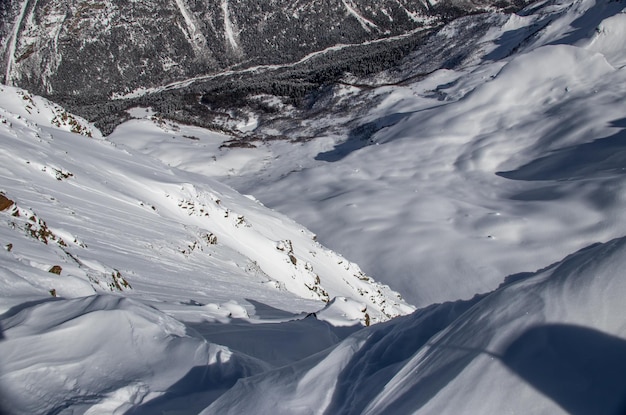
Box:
501, 323, 626, 415
497, 118, 626, 181
314, 113, 413, 162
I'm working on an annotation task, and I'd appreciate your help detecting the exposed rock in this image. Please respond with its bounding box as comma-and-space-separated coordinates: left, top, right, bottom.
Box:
0, 194, 14, 211
49, 265, 62, 275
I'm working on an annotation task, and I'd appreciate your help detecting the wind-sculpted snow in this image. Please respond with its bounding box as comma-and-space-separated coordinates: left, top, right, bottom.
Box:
203, 237, 626, 415
0, 295, 269, 414
359, 238, 626, 415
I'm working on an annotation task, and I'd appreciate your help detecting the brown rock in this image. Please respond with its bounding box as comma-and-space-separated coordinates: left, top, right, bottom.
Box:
0, 194, 14, 211
49, 265, 62, 275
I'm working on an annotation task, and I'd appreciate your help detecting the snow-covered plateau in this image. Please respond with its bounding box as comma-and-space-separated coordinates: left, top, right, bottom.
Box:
2, 0, 626, 413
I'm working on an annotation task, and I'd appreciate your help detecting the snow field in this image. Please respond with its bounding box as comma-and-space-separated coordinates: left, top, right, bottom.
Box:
200, 0, 626, 307
1, 0, 626, 413
204, 236, 626, 414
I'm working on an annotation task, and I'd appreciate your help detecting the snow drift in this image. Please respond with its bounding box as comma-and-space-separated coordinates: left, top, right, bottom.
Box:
0, 295, 265, 415
204, 237, 626, 414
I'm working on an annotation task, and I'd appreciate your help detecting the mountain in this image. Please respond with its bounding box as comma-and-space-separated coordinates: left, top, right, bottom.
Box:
2, 0, 626, 413
0, 81, 417, 412
184, 0, 626, 308
0, 0, 528, 133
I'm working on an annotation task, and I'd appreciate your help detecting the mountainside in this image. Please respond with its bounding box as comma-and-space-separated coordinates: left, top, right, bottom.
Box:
161, 0, 625, 308
0, 80, 419, 411
0, 83, 412, 324
2, 0, 626, 413
0, 0, 527, 132
204, 236, 626, 414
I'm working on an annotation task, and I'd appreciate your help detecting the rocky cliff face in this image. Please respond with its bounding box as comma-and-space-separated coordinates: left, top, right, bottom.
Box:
1, 0, 525, 103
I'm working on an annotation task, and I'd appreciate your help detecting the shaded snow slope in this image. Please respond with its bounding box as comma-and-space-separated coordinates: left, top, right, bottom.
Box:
203, 237, 626, 415
159, 0, 626, 307
0, 295, 267, 415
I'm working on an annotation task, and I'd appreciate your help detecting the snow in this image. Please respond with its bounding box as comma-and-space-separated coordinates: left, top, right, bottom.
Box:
204, 0, 626, 308
0, 84, 410, 322
0, 295, 268, 415
203, 236, 626, 415
582, 12, 626, 68
3, 0, 30, 85
341, 0, 379, 33
2, 0, 626, 413
0, 80, 411, 412
174, 0, 209, 53
221, 0, 240, 53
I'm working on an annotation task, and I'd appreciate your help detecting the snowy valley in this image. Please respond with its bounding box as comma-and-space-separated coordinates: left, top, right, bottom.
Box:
2, 0, 626, 413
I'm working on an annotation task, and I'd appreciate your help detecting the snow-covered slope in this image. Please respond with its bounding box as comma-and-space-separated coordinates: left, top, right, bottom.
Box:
2, 0, 626, 413
204, 236, 626, 415
0, 83, 416, 413
0, 84, 411, 324
147, 0, 626, 308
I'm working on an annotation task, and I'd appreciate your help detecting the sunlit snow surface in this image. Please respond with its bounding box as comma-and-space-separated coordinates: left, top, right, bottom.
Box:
2, 0, 626, 413
204, 237, 626, 415
190, 0, 626, 308
0, 85, 409, 412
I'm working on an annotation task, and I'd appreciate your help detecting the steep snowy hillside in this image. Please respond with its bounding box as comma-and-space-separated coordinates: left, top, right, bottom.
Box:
0, 85, 412, 322
0, 82, 420, 412
2, 0, 626, 413
120, 0, 626, 307
204, 237, 626, 415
